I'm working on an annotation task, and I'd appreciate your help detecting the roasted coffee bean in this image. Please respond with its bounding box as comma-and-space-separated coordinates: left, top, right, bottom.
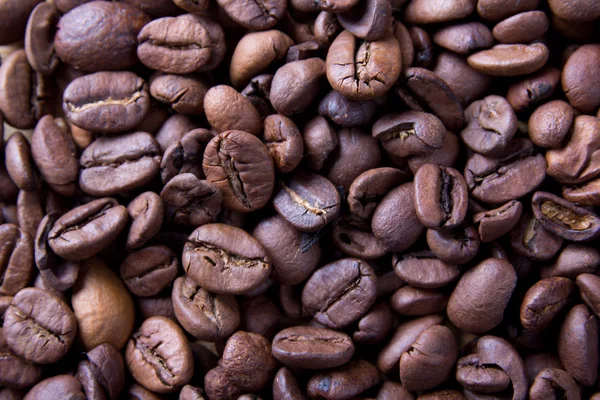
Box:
55, 2, 149, 72
63, 71, 151, 133
326, 30, 401, 101
25, 2, 60, 76
0, 224, 34, 296
161, 174, 222, 226
347, 167, 408, 219
426, 226, 480, 265
16, 190, 43, 239
0, 51, 48, 129
4, 287, 76, 364
558, 304, 599, 386
477, 0, 540, 21
120, 245, 178, 297
392, 21, 414, 69
79, 131, 160, 196
48, 198, 128, 260
562, 44, 600, 113
126, 316, 194, 393
510, 212, 564, 261
405, 0, 474, 24
524, 353, 563, 385
263, 114, 303, 174
241, 295, 281, 339
306, 359, 381, 400
302, 258, 376, 329
273, 171, 340, 233
241, 74, 275, 119
85, 343, 125, 400
272, 326, 354, 369
172, 275, 239, 341
216, 0, 285, 31
4, 132, 38, 192
0, 328, 42, 390
433, 52, 492, 106
532, 191, 600, 241
271, 58, 326, 116
576, 274, 600, 318
160, 128, 212, 183
467, 43, 549, 76
180, 385, 207, 400
474, 200, 523, 242
448, 258, 517, 333
155, 114, 200, 153
173, 0, 210, 13
528, 100, 573, 149
353, 302, 393, 344
126, 192, 164, 250
302, 116, 338, 172
493, 11, 549, 44
253, 215, 321, 285
285, 40, 322, 63
460, 95, 517, 156
529, 368, 580, 400
393, 251, 460, 289
204, 85, 263, 136
137, 14, 225, 74
24, 375, 85, 400
183, 223, 271, 295
520, 277, 574, 333
272, 368, 305, 400
203, 130, 275, 213
318, 90, 378, 128
563, 177, 600, 206
0, 0, 42, 45
75, 360, 105, 400
433, 22, 493, 55
408, 131, 460, 174
149, 73, 208, 115
337, 0, 392, 41
507, 66, 561, 112
332, 215, 388, 260
391, 286, 448, 316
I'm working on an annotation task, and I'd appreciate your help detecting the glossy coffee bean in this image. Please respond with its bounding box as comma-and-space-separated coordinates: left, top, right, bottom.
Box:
25, 2, 60, 76
468, 43, 549, 76
263, 114, 303, 174
393, 251, 460, 289
204, 85, 263, 136
520, 277, 574, 333
126, 192, 164, 250
306, 360, 380, 400
474, 200, 523, 242
433, 22, 493, 55
391, 286, 448, 316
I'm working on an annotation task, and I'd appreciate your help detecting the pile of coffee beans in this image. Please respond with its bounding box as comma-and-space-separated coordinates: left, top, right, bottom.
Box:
1, 0, 600, 399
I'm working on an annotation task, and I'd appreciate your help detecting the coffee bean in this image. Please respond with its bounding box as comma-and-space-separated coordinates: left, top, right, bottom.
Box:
155, 114, 199, 153
392, 21, 414, 69
306, 359, 380, 400
241, 74, 275, 119
24, 375, 85, 400
25, 2, 60, 76
407, 131, 460, 174
263, 114, 304, 174
558, 304, 599, 386
137, 14, 225, 74
426, 226, 480, 265
524, 353, 563, 385
467, 43, 549, 76
493, 11, 549, 44
433, 22, 493, 55
63, 71, 151, 133
4, 132, 38, 192
149, 73, 208, 116
216, 0, 285, 30
347, 168, 408, 219
120, 245, 178, 297
172, 275, 240, 341
204, 85, 263, 136
433, 52, 492, 106
86, 343, 125, 400
549, 0, 600, 22
0, 0, 42, 46
393, 251, 460, 289
273, 368, 305, 400
203, 130, 275, 213
576, 274, 600, 318
473, 200, 522, 242
318, 90, 378, 128
302, 116, 338, 172
510, 212, 564, 261
520, 277, 574, 334
326, 30, 401, 101
4, 287, 76, 364
528, 100, 573, 149
302, 258, 376, 329
55, 2, 149, 72
529, 368, 581, 400
183, 223, 271, 295
126, 192, 164, 250
477, 0, 539, 21
353, 302, 393, 344
332, 215, 388, 260
160, 174, 222, 226
180, 385, 207, 400
337, 0, 392, 41
0, 329, 42, 390
16, 190, 43, 239
271, 58, 326, 115
48, 198, 128, 260
272, 326, 354, 369
391, 286, 448, 316
160, 129, 212, 184
0, 224, 34, 296
448, 258, 517, 333
126, 316, 193, 393
507, 66, 561, 112
405, 0, 474, 24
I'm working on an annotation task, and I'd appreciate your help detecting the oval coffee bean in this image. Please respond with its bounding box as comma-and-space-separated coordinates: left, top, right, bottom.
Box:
86, 343, 125, 400
405, 0, 474, 24
393, 251, 460, 289
447, 258, 517, 333
216, 0, 286, 31
337, 0, 393, 41
562, 44, 600, 114
467, 43, 549, 76
149, 73, 209, 115
576, 273, 600, 318
302, 115, 338, 172
172, 275, 239, 341
528, 100, 573, 149
473, 200, 523, 242
0, 224, 33, 296
263, 114, 304, 174
347, 167, 408, 219
48, 198, 128, 260
126, 316, 193, 393
24, 375, 85, 400
160, 174, 222, 226
79, 131, 161, 196
318, 90, 378, 128
273, 368, 305, 400
391, 286, 448, 316
183, 223, 271, 295
160, 129, 213, 184
520, 277, 574, 334
302, 258, 376, 329
120, 245, 178, 297
126, 192, 164, 250
25, 2, 60, 76
4, 287, 76, 364
270, 58, 326, 116
204, 85, 263, 136
353, 302, 393, 344
532, 191, 600, 241
426, 226, 480, 265
510, 212, 564, 261
5, 131, 38, 191
433, 22, 493, 56
63, 71, 151, 133
203, 130, 275, 213
492, 11, 549, 44
272, 326, 354, 369
306, 360, 381, 400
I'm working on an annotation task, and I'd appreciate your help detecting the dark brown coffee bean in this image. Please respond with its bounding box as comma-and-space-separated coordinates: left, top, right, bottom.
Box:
273, 367, 306, 400
25, 2, 60, 76
337, 0, 392, 41
528, 100, 573, 149
273, 171, 341, 233
372, 183, 424, 253
448, 258, 517, 333
0, 224, 34, 296
408, 131, 460, 174
532, 191, 600, 241
302, 258, 376, 329
558, 304, 598, 386
510, 212, 564, 261
76, 360, 105, 400
204, 85, 263, 136
120, 245, 178, 297
393, 251, 460, 289
155, 114, 199, 153
468, 43, 549, 76
326, 30, 401, 101
477, 0, 540, 21
348, 168, 408, 219
400, 325, 458, 392
549, 0, 600, 22
392, 21, 413, 70
529, 368, 581, 400
63, 71, 150, 133
272, 326, 354, 369
314, 10, 341, 43
302, 116, 338, 172
524, 353, 563, 385
183, 223, 271, 295
48, 198, 128, 260
4, 287, 76, 364
473, 200, 523, 242
391, 286, 448, 316
55, 2, 149, 72
353, 302, 393, 344
263, 114, 303, 174
520, 277, 574, 334
433, 52, 492, 106
16, 189, 43, 240
562, 44, 600, 114
180, 385, 207, 400
270, 58, 326, 116
126, 192, 164, 250
161, 129, 212, 184
85, 343, 125, 400
238, 294, 280, 339
318, 90, 378, 128
405, 0, 474, 24
4, 132, 37, 192
31, 116, 79, 196
172, 275, 239, 341
493, 11, 549, 44
576, 274, 600, 318
377, 314, 444, 374
137, 14, 225, 74
126, 316, 193, 393
149, 73, 208, 116
0, 0, 42, 46
426, 226, 480, 265
332, 215, 387, 260
24, 375, 85, 400
241, 74, 275, 119
253, 215, 321, 285
507, 66, 561, 112
0, 327, 42, 390
563, 177, 600, 206
203, 130, 275, 213
306, 360, 380, 400
161, 174, 222, 226
461, 95, 517, 155
433, 22, 493, 56
216, 0, 285, 31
